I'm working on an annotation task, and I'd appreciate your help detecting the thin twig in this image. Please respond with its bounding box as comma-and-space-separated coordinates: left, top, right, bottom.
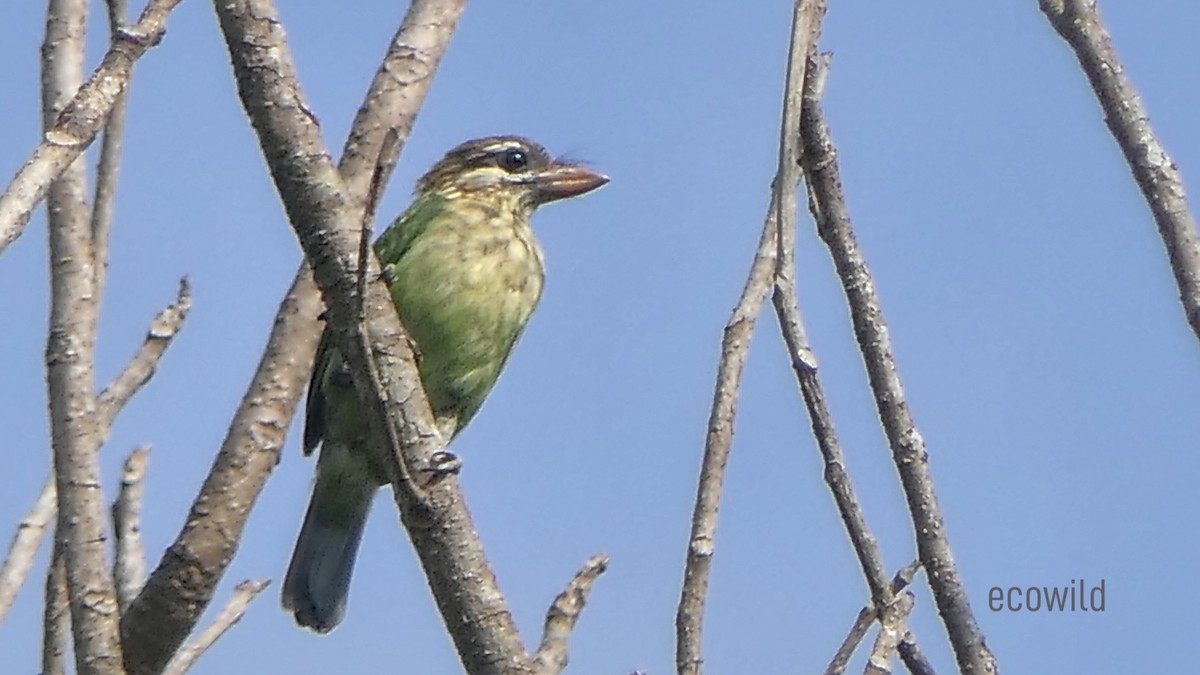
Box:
0, 474, 56, 624
674, 4, 820, 673
357, 128, 401, 322
674, 170, 778, 675
1041, 0, 1200, 343
773, 17, 936, 675
90, 0, 132, 297
119, 2, 467, 672
897, 635, 936, 675
865, 593, 915, 675
42, 541, 70, 675
798, 43, 999, 675
532, 554, 609, 674
112, 446, 150, 614
825, 562, 922, 675
0, 0, 183, 256
96, 278, 192, 429
161, 579, 271, 675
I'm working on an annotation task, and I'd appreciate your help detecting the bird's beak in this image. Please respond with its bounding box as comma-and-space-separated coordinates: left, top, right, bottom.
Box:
533, 163, 610, 204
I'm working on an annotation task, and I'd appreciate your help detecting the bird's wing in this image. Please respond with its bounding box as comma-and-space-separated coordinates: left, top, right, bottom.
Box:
372, 193, 448, 265
303, 327, 333, 456
303, 193, 448, 457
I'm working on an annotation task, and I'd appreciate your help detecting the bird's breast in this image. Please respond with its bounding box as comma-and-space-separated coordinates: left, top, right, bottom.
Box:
386, 202, 545, 423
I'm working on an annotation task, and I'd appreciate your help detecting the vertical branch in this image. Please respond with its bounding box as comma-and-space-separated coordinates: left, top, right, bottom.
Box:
42, 542, 70, 675
112, 446, 150, 614
771, 0, 896, 609
1041, 0, 1200, 344
675, 4, 821, 671
90, 0, 133, 297
773, 28, 936, 672
674, 170, 777, 675
42, 1, 126, 672
798, 44, 999, 675
676, 2, 825, 667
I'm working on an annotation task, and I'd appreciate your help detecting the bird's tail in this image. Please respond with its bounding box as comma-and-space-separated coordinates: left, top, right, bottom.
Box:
281, 459, 375, 634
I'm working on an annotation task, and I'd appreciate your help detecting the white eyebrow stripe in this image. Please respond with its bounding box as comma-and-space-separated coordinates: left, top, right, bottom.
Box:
479, 141, 527, 154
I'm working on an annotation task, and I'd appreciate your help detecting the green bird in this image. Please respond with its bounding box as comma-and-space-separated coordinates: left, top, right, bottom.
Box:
281, 135, 608, 633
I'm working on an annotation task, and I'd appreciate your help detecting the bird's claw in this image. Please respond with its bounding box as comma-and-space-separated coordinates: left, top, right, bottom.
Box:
380, 264, 397, 287
424, 450, 462, 477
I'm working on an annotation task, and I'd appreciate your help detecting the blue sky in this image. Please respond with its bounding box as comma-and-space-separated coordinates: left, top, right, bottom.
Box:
2, 2, 1199, 673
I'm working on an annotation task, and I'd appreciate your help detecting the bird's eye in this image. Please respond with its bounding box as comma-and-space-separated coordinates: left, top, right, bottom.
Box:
499, 148, 528, 172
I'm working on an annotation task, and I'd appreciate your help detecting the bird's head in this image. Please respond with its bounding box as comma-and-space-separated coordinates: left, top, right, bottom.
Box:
416, 136, 609, 216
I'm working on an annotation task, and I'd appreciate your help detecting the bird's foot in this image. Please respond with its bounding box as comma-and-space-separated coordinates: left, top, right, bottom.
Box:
380, 263, 397, 287
423, 450, 462, 477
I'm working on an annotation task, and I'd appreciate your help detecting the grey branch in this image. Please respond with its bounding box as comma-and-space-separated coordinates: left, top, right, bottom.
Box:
161, 579, 271, 675
797, 40, 999, 675
118, 1, 466, 672
773, 14, 936, 675
532, 554, 610, 674
825, 563, 932, 675
43, 0, 126, 671
90, 0, 133, 296
337, 0, 469, 210
211, 2, 556, 672
0, 474, 56, 624
119, 275, 323, 675
673, 3, 821, 673
865, 593, 916, 675
674, 156, 777, 675
1041, 0, 1200, 343
111, 446, 150, 615
42, 542, 70, 675
96, 278, 192, 429
0, 0, 182, 257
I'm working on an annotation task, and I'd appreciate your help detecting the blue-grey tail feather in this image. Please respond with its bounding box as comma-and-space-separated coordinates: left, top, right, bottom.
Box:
281, 489, 370, 633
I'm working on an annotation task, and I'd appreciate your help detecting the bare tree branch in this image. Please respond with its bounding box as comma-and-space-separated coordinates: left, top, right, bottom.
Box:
0, 0, 183, 257
674, 3, 822, 673
897, 635, 936, 675
825, 562, 923, 675
119, 278, 322, 675
337, 0, 468, 211
96, 278, 192, 429
0, 474, 56, 624
674, 164, 777, 675
42, 1, 126, 671
771, 23, 937, 675
210, 4, 559, 673
1041, 0, 1200, 343
120, 2, 467, 670
797, 45, 999, 675
112, 446, 150, 615
532, 554, 609, 674
357, 129, 400, 320
865, 593, 915, 675
89, 0, 133, 297
160, 579, 271, 675
42, 542, 70, 675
